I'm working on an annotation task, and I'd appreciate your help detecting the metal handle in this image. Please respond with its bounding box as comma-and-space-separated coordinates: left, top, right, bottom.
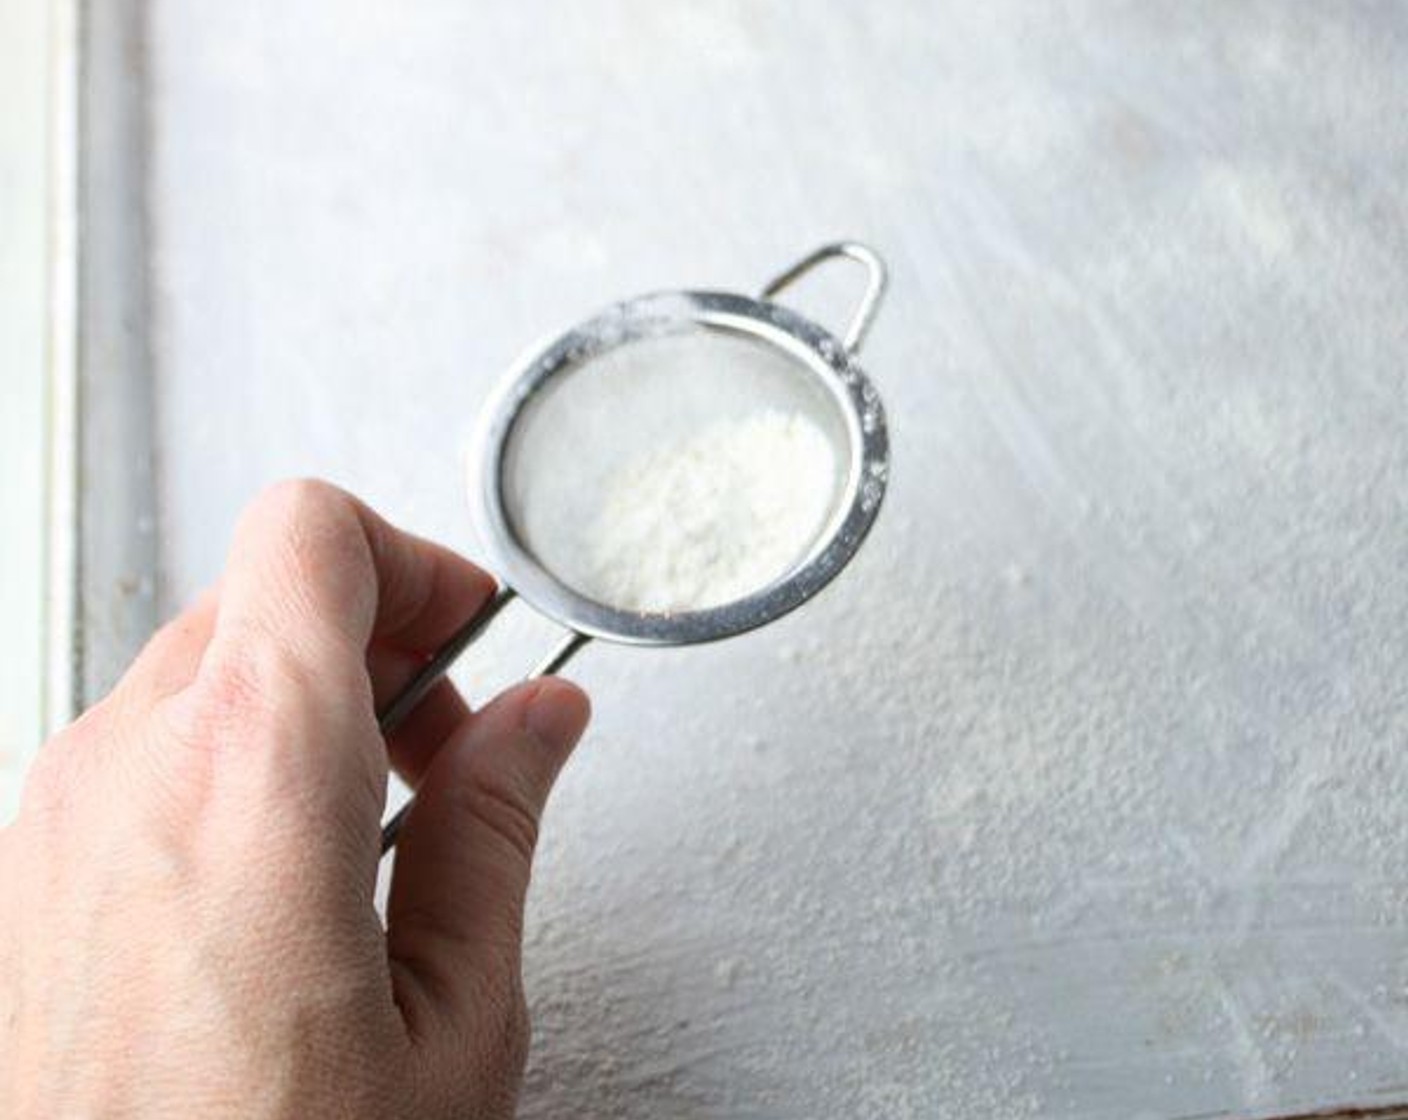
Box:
377, 588, 590, 853
760, 240, 888, 355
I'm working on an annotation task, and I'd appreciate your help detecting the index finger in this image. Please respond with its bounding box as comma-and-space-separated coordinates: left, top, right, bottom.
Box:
207, 479, 496, 672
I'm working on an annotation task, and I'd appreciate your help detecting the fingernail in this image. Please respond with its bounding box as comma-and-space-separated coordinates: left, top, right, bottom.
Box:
524, 679, 591, 754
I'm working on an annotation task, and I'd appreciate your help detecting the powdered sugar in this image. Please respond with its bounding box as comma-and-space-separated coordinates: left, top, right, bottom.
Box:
577, 410, 838, 612
501, 329, 848, 615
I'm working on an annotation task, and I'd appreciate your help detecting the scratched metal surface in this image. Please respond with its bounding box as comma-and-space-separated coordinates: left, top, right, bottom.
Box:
131, 3, 1408, 1117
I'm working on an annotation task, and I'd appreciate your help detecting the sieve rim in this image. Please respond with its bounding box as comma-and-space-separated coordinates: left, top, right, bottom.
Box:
470, 289, 889, 646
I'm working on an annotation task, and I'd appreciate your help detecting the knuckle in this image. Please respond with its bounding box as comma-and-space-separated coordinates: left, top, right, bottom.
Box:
244, 479, 374, 624
186, 653, 271, 732
457, 768, 541, 866
253, 477, 348, 525
20, 739, 83, 823
17, 707, 111, 827
172, 643, 309, 751
253, 478, 364, 566
161, 644, 380, 827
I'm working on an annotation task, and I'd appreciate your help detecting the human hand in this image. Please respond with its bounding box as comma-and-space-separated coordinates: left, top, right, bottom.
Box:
0, 480, 590, 1118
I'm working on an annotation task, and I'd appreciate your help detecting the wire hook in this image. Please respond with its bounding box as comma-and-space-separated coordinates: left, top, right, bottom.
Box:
761, 241, 888, 355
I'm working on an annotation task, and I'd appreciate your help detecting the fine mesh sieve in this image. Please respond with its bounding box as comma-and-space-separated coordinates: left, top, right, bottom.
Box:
379, 242, 890, 851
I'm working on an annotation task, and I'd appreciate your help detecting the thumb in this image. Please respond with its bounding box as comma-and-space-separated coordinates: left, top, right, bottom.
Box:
386, 678, 589, 1036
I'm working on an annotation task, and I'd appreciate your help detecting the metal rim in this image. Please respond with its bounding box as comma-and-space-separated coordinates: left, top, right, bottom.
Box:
470, 288, 889, 646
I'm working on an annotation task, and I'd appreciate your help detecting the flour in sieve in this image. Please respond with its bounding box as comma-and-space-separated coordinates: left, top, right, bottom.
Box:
576, 409, 839, 612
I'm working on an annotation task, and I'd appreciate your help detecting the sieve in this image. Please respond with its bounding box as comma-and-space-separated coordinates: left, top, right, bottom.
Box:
378, 241, 890, 851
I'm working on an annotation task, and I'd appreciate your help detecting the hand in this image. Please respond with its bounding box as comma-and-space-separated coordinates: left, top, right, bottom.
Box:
0, 480, 590, 1118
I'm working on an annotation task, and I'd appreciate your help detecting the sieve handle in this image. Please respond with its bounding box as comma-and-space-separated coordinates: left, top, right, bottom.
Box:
376, 588, 591, 854
760, 241, 888, 355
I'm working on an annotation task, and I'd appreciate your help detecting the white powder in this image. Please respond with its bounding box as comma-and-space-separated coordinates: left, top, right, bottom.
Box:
502, 331, 850, 615
577, 410, 838, 612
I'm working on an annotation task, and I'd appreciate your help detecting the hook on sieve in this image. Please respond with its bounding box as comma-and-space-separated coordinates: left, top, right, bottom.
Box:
760, 240, 888, 356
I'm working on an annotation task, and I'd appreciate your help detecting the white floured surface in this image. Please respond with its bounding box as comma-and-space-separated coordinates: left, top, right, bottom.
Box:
130, 3, 1408, 1117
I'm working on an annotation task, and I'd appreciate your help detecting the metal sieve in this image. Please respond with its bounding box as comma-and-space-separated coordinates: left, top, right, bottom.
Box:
379, 241, 890, 851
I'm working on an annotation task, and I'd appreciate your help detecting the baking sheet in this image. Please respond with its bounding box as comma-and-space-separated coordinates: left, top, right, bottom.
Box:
89, 3, 1408, 1116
